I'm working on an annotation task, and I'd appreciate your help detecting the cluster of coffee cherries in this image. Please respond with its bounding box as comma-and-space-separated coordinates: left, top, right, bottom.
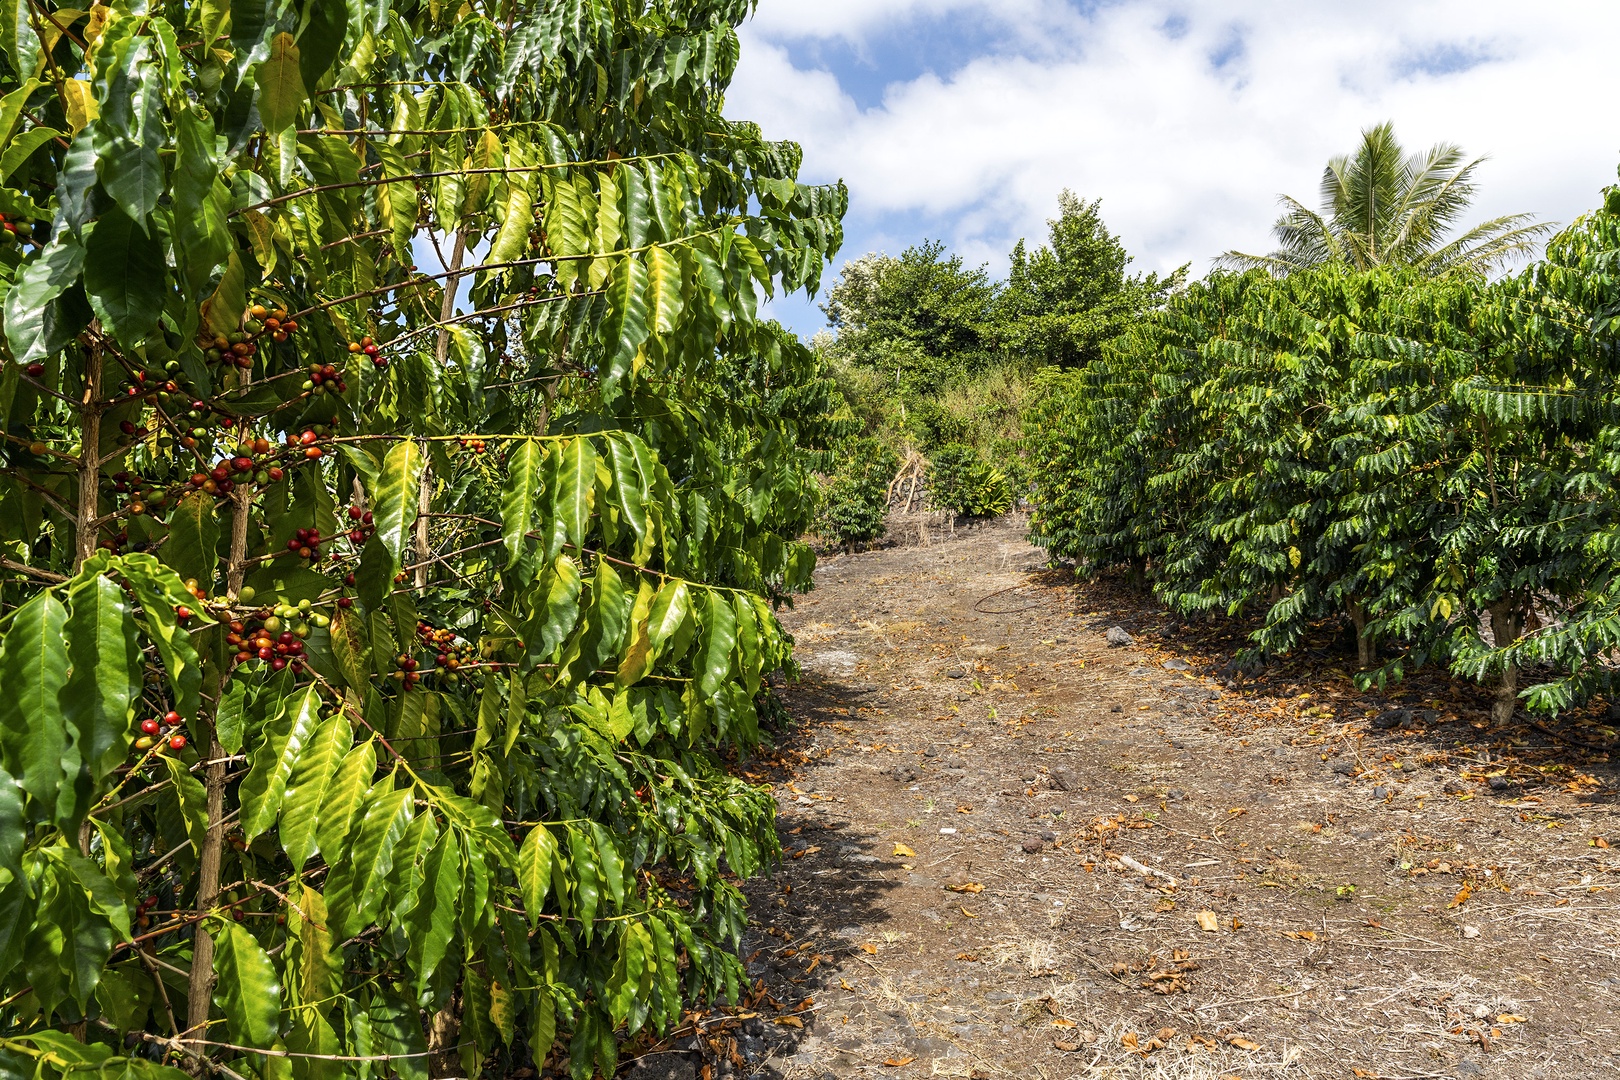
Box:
344, 504, 376, 545
391, 651, 423, 687
172, 398, 235, 450
301, 362, 348, 397
227, 598, 329, 670
286, 423, 335, 461
111, 472, 171, 518
285, 527, 327, 562
185, 436, 285, 498
348, 335, 388, 369
417, 622, 473, 684
456, 437, 488, 455
135, 893, 163, 931
200, 302, 299, 371
0, 210, 34, 248
133, 710, 187, 754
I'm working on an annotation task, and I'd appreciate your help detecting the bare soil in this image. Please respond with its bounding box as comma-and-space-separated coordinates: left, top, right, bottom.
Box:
632, 515, 1620, 1080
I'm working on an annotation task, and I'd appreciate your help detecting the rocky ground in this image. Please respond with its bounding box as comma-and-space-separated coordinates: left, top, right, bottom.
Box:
627, 515, 1620, 1080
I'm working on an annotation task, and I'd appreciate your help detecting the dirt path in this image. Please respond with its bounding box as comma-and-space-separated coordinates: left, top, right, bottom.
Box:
633, 517, 1620, 1080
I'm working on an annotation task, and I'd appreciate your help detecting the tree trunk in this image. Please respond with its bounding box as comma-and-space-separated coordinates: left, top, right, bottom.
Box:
73, 339, 103, 571
187, 400, 256, 1068
1347, 600, 1375, 669
1489, 599, 1524, 726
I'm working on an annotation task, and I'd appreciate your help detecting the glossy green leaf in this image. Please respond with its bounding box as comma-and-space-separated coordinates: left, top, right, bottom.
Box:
83, 205, 165, 349
502, 439, 545, 579
238, 686, 324, 841
61, 572, 141, 783
315, 737, 377, 861
256, 32, 308, 133
161, 491, 220, 589
695, 590, 737, 699
601, 255, 650, 397
279, 713, 353, 868
162, 756, 209, 853
3, 230, 86, 366
0, 590, 68, 812
405, 826, 459, 997
516, 824, 557, 922
372, 440, 425, 567
213, 920, 283, 1048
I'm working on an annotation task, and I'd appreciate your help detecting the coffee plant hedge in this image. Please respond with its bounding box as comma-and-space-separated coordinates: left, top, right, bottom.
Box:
0, 2, 844, 1079
1028, 170, 1620, 723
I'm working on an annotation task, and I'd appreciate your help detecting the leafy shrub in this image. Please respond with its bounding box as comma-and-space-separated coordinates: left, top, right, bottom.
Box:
0, 3, 846, 1077
928, 443, 1013, 518
818, 438, 899, 546
1023, 182, 1620, 723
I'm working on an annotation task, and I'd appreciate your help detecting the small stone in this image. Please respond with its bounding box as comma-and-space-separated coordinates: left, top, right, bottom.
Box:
1109, 704, 1123, 713
1166, 789, 1186, 801
890, 765, 918, 782
923, 746, 941, 758
1162, 658, 1191, 671
1105, 626, 1134, 647
1488, 776, 1512, 792
948, 671, 966, 679
1331, 760, 1356, 776
939, 827, 956, 835
1021, 838, 1045, 853
1049, 766, 1079, 791
1442, 780, 1465, 794
1371, 708, 1411, 730
1373, 786, 1389, 800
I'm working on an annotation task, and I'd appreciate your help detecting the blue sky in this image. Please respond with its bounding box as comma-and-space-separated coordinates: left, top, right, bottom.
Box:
725, 0, 1620, 337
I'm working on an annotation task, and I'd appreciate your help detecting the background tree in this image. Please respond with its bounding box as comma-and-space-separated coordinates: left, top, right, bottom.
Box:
996, 191, 1184, 368
819, 242, 997, 396
1220, 121, 1551, 276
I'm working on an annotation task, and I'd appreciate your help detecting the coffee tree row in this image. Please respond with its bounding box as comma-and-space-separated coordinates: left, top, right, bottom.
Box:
1026, 170, 1620, 722
0, 2, 844, 1079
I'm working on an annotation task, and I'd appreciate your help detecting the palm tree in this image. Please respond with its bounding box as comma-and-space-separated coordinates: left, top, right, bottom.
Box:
1221, 122, 1551, 276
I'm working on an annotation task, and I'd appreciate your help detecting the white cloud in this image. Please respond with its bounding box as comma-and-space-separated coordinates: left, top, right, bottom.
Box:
727, 1, 1620, 330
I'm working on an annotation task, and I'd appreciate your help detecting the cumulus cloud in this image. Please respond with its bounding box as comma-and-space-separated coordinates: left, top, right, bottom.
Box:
725, 0, 1620, 333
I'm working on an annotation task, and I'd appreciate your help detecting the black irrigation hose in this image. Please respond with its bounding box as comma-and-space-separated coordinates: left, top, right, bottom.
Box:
974, 584, 1045, 615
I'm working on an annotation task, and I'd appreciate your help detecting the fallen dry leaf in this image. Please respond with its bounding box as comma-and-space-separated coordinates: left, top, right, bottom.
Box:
1124, 794, 1139, 803
839, 979, 855, 990
955, 953, 978, 962
881, 1057, 915, 1068
1497, 1014, 1528, 1024
1053, 1041, 1080, 1052
946, 882, 985, 894
773, 1016, 803, 1028
1121, 1033, 1139, 1049
959, 906, 979, 918
860, 943, 878, 955
1450, 882, 1473, 908
1227, 1035, 1260, 1051
1281, 930, 1318, 941
1196, 910, 1219, 932
892, 843, 916, 858
1053, 1018, 1076, 1028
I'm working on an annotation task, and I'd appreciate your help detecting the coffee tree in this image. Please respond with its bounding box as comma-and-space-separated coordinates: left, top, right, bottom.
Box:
0, 2, 844, 1079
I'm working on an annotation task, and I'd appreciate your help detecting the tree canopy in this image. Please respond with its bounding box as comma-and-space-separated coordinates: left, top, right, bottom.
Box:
1220, 121, 1551, 276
